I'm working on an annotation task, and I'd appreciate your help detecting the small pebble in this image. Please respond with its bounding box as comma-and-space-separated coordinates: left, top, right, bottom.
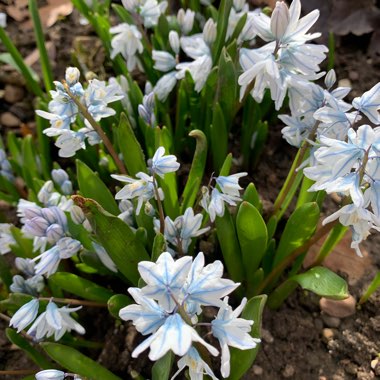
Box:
320, 295, 356, 318
314, 317, 324, 330
322, 315, 341, 328
322, 328, 334, 342
4, 84, 25, 103
261, 328, 274, 343
282, 364, 295, 378
338, 78, 351, 88
348, 71, 359, 81
0, 112, 20, 127
252, 365, 263, 376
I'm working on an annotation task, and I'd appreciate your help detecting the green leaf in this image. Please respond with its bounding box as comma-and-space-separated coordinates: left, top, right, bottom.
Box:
74, 196, 149, 285
242, 182, 262, 213
152, 351, 174, 380
180, 130, 207, 212
6, 328, 53, 369
292, 267, 348, 300
236, 202, 268, 277
35, 100, 52, 178
42, 343, 122, 380
210, 103, 228, 171
76, 160, 119, 215
216, 209, 244, 282
0, 28, 43, 97
215, 48, 237, 126
0, 254, 12, 289
29, 0, 54, 92
0, 293, 33, 314
227, 295, 267, 380
22, 135, 40, 192
152, 233, 166, 261
212, 0, 232, 62
118, 113, 147, 176
219, 153, 232, 176
274, 202, 320, 267
107, 294, 132, 319
360, 271, 380, 304
50, 272, 113, 302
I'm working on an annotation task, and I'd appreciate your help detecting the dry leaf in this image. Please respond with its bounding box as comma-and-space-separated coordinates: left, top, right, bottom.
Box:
24, 42, 55, 67
21, 0, 73, 29
6, 5, 28, 21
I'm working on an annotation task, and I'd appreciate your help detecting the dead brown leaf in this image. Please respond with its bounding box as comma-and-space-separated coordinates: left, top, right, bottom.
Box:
21, 0, 73, 29
6, 5, 28, 21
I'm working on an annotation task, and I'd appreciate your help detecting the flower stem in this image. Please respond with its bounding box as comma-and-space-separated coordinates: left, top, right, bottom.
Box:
0, 370, 37, 375
63, 81, 127, 175
256, 219, 339, 294
38, 297, 107, 308
153, 175, 165, 234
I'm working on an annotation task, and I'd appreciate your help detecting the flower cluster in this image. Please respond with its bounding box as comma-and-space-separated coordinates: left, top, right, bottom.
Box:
120, 251, 260, 378
238, 0, 327, 110
36, 67, 124, 157
112, 146, 180, 214
201, 173, 247, 222
10, 298, 85, 341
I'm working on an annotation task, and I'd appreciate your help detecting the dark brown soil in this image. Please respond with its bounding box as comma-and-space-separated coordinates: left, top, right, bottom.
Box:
1, 0, 380, 379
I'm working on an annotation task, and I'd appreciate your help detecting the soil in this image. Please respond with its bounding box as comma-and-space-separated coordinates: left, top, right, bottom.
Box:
1, 0, 380, 379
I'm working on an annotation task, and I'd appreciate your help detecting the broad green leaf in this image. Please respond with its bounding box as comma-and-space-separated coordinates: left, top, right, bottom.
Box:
180, 130, 207, 212
215, 48, 237, 126
236, 202, 268, 277
292, 266, 348, 300
118, 113, 147, 176
274, 202, 320, 267
242, 182, 262, 212
107, 294, 132, 319
50, 272, 113, 302
152, 351, 174, 380
42, 343, 122, 380
152, 233, 166, 261
250, 268, 264, 297
212, 0, 232, 62
74, 196, 149, 284
227, 295, 267, 380
360, 271, 380, 304
210, 103, 228, 171
267, 279, 298, 309
6, 328, 53, 369
216, 209, 244, 282
219, 153, 232, 176
266, 216, 277, 241
76, 160, 119, 215
29, 0, 54, 92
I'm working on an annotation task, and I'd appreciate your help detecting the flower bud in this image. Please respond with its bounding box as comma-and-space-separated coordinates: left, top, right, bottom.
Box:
121, 0, 137, 11
177, 9, 195, 35
23, 217, 49, 237
70, 205, 86, 224
0, 12, 7, 28
233, 0, 245, 12
23, 206, 42, 220
324, 69, 336, 89
38, 181, 54, 204
203, 19, 217, 45
61, 180, 73, 195
65, 67, 80, 85
51, 169, 69, 186
144, 201, 156, 216
15, 257, 36, 276
46, 223, 65, 243
270, 1, 290, 41
169, 30, 180, 54
35, 369, 65, 380
9, 298, 39, 332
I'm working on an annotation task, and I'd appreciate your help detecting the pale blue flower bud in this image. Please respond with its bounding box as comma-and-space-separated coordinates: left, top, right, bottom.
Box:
23, 217, 50, 237
60, 180, 72, 195
151, 147, 180, 178
35, 369, 65, 380
70, 205, 86, 225
169, 31, 180, 54
177, 9, 195, 35
38, 181, 55, 204
23, 207, 42, 220
270, 1, 290, 41
9, 298, 39, 332
15, 257, 36, 276
46, 224, 65, 244
65, 67, 80, 86
203, 19, 217, 46
51, 169, 69, 185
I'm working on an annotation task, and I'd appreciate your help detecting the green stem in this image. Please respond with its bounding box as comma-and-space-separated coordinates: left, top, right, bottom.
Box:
256, 219, 339, 294
39, 297, 107, 308
153, 174, 165, 234
63, 82, 127, 175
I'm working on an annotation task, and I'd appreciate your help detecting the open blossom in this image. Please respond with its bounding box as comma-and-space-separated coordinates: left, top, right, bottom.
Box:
0, 223, 15, 254
9, 298, 40, 333
212, 297, 260, 378
150, 146, 180, 177
119, 251, 258, 377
